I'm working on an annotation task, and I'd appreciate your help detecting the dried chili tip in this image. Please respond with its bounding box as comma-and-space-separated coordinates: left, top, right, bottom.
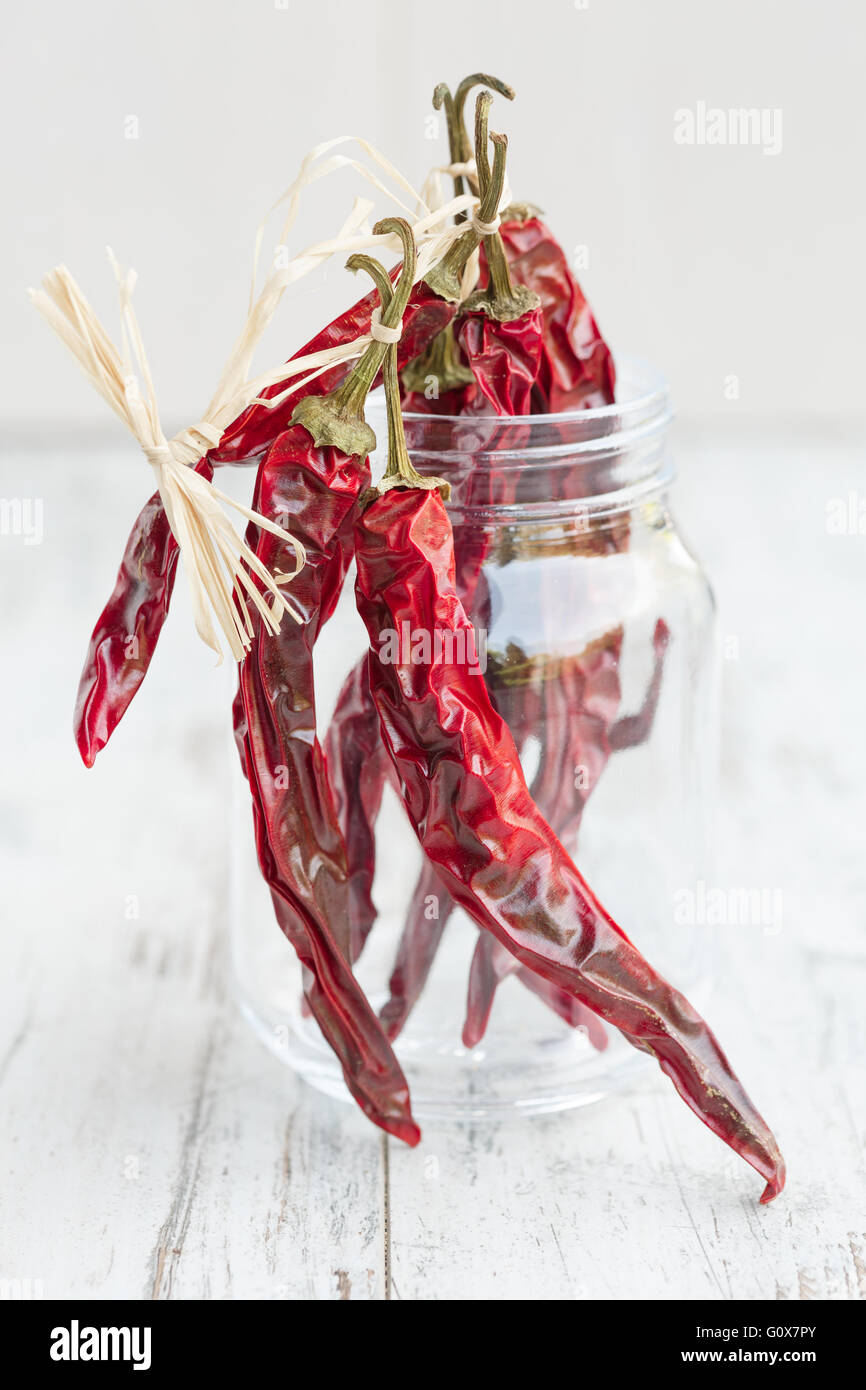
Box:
653, 616, 671, 654
376, 1110, 421, 1147
657, 1055, 786, 1203
760, 1163, 786, 1204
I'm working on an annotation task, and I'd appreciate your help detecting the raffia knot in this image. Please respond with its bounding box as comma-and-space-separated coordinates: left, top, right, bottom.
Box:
29, 255, 306, 663
472, 211, 501, 237
141, 441, 175, 472
369, 306, 402, 345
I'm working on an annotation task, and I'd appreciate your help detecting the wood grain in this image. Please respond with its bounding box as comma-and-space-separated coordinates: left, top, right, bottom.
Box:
0, 421, 863, 1300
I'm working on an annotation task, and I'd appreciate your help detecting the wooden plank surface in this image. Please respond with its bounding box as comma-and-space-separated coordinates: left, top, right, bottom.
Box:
0, 420, 863, 1300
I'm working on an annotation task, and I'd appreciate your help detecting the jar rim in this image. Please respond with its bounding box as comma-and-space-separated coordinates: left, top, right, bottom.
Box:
397, 354, 670, 430
366, 355, 674, 518
367, 354, 672, 461
366, 353, 670, 428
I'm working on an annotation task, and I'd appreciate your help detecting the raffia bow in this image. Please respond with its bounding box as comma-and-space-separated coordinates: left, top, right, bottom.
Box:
30, 124, 514, 662
30, 255, 305, 662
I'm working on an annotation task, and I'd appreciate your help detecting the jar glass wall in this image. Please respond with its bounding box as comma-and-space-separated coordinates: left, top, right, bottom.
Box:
230, 358, 719, 1118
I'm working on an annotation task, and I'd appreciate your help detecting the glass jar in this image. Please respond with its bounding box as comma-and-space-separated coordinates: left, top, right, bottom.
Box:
229, 356, 719, 1119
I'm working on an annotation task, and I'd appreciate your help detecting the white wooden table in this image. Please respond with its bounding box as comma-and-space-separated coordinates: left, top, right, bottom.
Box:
1, 418, 864, 1300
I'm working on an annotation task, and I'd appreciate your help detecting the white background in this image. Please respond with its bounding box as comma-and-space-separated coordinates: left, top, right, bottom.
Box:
1, 0, 865, 1303
4, 0, 865, 428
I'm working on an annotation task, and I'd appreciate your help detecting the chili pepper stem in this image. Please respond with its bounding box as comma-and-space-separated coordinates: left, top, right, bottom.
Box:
401, 319, 474, 397
466, 223, 540, 322
426, 92, 510, 303
460, 95, 541, 324
334, 233, 450, 501
433, 84, 466, 209
291, 218, 418, 458
374, 341, 450, 502
453, 72, 515, 170
435, 74, 514, 215
424, 222, 482, 304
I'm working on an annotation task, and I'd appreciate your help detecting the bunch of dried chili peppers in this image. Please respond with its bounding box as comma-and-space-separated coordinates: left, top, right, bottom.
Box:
48, 77, 784, 1202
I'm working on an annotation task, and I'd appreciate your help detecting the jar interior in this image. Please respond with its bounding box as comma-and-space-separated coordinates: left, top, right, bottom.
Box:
230, 359, 717, 1119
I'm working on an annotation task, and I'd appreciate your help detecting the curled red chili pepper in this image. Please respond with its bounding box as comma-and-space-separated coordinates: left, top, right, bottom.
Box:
323, 657, 390, 964
353, 324, 784, 1201
492, 210, 616, 412
74, 461, 212, 767
235, 221, 434, 1145
463, 621, 672, 1045
74, 268, 457, 767
403, 75, 615, 421
346, 90, 608, 1036
321, 110, 526, 967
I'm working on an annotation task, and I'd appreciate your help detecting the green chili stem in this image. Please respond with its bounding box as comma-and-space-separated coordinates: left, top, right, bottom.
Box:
378, 338, 449, 501
292, 219, 417, 457
401, 319, 474, 397
345, 253, 392, 308
453, 73, 515, 168
331, 218, 416, 411
433, 84, 465, 208
372, 272, 448, 499
425, 93, 507, 304
334, 244, 449, 500
480, 196, 517, 301
432, 73, 513, 221
462, 100, 541, 324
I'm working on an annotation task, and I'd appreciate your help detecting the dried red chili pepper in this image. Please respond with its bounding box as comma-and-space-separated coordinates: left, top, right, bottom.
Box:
74, 459, 212, 767
323, 657, 390, 963
319, 111, 531, 965
235, 221, 431, 1145
403, 88, 544, 418
454, 95, 542, 414
374, 92, 570, 1035
327, 95, 540, 997
490, 211, 615, 412
439, 85, 625, 1037
75, 264, 458, 767
403, 74, 614, 418
463, 621, 671, 1045
379, 95, 550, 1032
354, 337, 784, 1199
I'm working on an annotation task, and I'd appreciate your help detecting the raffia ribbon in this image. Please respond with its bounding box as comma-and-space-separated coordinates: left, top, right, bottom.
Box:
30, 129, 513, 662
30, 255, 305, 662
